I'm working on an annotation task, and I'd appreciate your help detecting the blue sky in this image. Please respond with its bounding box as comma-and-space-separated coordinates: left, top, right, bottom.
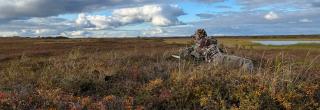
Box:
0, 0, 319, 37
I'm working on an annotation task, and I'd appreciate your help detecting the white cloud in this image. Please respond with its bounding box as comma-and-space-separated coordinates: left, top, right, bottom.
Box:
75, 14, 95, 28
142, 27, 166, 36
58, 30, 93, 38
264, 11, 279, 20
75, 4, 185, 29
299, 18, 312, 23
0, 0, 217, 22
70, 31, 84, 36
35, 29, 59, 35
0, 31, 19, 37
0, 0, 155, 21
0, 17, 76, 37
113, 5, 184, 26
0, 0, 319, 37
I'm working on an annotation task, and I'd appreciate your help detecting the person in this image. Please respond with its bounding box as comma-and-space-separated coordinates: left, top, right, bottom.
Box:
180, 29, 222, 62
178, 29, 254, 73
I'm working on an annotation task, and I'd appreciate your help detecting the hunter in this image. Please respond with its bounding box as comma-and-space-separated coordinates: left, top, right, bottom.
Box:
179, 28, 254, 73
180, 29, 223, 62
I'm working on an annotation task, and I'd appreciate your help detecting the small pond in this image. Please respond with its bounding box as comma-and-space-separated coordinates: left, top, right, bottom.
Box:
252, 40, 320, 46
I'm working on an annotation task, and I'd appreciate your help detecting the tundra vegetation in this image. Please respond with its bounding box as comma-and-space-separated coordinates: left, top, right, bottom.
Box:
0, 37, 319, 109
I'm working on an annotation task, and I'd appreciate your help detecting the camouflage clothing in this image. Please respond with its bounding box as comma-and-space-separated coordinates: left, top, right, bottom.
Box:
193, 29, 207, 40
180, 29, 223, 62
194, 29, 222, 62
179, 29, 254, 73
203, 43, 222, 62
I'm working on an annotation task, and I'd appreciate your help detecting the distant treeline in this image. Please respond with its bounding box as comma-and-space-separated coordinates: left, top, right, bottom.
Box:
39, 36, 69, 39
0, 36, 69, 39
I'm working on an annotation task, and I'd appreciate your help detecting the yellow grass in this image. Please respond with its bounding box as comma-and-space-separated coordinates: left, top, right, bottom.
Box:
0, 37, 319, 109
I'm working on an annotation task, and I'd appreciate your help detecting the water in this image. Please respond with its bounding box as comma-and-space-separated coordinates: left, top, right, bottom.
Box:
252, 40, 320, 46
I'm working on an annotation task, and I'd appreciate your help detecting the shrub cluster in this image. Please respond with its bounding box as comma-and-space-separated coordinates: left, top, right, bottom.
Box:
0, 47, 319, 109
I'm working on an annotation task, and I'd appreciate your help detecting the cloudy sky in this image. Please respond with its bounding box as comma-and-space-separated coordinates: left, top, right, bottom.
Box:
0, 0, 319, 37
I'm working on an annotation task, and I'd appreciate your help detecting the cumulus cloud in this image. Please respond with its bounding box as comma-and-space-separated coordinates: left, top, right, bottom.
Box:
0, 0, 223, 22
75, 14, 96, 28
0, 0, 319, 37
264, 11, 279, 20
75, 4, 185, 29
0, 0, 157, 21
113, 5, 185, 26
0, 4, 187, 37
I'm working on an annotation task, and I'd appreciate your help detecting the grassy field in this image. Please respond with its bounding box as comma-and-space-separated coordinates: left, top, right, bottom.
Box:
0, 37, 319, 109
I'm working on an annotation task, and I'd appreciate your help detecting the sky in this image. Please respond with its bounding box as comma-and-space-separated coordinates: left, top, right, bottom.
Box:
0, 0, 319, 37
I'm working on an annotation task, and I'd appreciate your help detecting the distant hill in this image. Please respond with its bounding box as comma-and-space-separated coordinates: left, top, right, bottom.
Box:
39, 36, 69, 39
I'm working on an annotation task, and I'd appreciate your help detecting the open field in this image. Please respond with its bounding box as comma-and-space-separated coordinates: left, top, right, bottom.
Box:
0, 37, 319, 109
164, 37, 320, 48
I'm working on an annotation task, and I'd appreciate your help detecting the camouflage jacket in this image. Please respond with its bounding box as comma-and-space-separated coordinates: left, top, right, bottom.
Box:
195, 37, 218, 50
180, 38, 221, 62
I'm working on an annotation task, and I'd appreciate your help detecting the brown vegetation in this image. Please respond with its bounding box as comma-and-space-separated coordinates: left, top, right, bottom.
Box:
0, 38, 319, 109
